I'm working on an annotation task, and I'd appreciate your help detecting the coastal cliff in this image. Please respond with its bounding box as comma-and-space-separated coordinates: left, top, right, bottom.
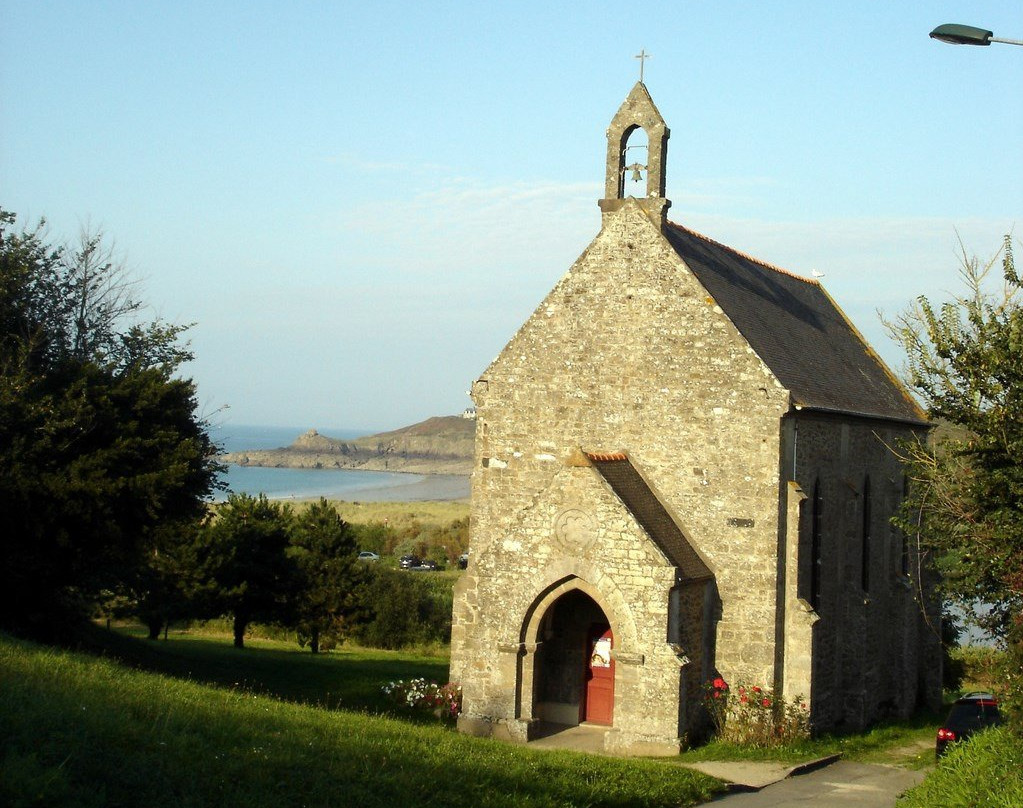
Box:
220, 415, 474, 475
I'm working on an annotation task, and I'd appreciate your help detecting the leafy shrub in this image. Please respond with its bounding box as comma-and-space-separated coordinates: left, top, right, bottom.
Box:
349, 521, 400, 556
949, 645, 1005, 694
347, 514, 468, 564
942, 606, 965, 691
1003, 627, 1023, 733
350, 567, 451, 649
703, 677, 810, 747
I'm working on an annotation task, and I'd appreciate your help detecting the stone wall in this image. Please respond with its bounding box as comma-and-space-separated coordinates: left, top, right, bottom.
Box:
787, 412, 942, 729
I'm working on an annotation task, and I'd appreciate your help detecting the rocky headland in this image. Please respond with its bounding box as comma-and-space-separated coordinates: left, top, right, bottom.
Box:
220, 415, 474, 475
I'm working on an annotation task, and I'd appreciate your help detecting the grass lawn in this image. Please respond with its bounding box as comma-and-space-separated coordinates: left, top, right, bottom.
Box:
1, 631, 723, 808
93, 625, 450, 717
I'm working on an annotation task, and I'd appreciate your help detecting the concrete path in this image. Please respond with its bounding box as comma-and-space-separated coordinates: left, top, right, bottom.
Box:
525, 724, 925, 807
678, 755, 840, 790
700, 760, 926, 807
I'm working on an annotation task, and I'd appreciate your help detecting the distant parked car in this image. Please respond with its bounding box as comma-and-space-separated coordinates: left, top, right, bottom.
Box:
357, 551, 379, 562
417, 559, 439, 571
398, 554, 421, 569
458, 552, 469, 570
936, 693, 1002, 757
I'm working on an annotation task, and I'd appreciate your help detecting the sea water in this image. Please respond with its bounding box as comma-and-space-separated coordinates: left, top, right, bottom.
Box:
210, 423, 423, 502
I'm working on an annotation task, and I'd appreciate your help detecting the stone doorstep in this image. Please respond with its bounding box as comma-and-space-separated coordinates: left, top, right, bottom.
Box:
678, 753, 843, 792
526, 723, 610, 755
527, 722, 691, 757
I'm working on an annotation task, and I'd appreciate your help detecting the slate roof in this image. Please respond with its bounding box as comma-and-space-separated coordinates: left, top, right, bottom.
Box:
587, 453, 713, 582
663, 223, 925, 424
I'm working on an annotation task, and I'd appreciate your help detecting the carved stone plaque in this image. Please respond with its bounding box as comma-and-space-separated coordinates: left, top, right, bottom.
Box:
554, 508, 595, 554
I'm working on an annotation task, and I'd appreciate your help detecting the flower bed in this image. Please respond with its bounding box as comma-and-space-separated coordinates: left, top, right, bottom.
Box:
382, 677, 462, 721
703, 677, 809, 746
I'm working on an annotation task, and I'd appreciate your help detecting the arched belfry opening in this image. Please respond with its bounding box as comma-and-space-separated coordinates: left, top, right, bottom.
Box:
529, 589, 615, 727
620, 125, 650, 199
599, 82, 670, 225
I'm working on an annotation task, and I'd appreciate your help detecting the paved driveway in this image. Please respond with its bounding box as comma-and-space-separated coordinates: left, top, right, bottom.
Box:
706, 760, 925, 807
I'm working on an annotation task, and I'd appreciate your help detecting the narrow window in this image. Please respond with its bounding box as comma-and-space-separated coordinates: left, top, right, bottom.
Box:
900, 475, 910, 576
810, 478, 823, 611
861, 476, 871, 592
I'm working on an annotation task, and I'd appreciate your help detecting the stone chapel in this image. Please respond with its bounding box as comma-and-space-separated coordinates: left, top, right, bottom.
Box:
450, 82, 942, 755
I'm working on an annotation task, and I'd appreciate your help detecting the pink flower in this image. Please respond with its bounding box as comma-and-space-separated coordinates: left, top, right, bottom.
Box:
762, 698, 771, 707
752, 686, 761, 694
712, 677, 728, 691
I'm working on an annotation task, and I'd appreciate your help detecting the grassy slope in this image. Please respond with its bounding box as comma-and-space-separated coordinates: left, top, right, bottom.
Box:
897, 726, 1023, 808
0, 633, 722, 808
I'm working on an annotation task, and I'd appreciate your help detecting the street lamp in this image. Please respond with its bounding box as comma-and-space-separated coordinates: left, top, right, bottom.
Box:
930, 23, 1023, 47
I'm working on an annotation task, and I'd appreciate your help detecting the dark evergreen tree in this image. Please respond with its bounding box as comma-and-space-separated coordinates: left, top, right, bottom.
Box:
131, 520, 204, 640
0, 210, 221, 638
288, 498, 363, 653
194, 494, 296, 648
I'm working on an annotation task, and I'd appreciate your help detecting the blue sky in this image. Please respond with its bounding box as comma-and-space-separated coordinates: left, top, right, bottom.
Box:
2, 2, 1021, 433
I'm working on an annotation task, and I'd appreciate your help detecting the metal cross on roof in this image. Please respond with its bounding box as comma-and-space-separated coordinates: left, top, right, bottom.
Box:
635, 49, 650, 82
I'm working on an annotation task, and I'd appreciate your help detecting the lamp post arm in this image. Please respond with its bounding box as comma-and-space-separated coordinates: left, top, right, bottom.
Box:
930, 24, 1023, 47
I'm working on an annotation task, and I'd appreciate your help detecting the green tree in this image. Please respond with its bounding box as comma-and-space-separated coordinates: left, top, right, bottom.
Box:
0, 210, 221, 638
887, 235, 1022, 727
351, 567, 452, 650
194, 494, 297, 648
349, 521, 397, 556
131, 520, 204, 640
288, 499, 363, 653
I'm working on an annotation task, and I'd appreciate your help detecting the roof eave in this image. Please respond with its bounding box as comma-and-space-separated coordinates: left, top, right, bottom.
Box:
788, 401, 929, 429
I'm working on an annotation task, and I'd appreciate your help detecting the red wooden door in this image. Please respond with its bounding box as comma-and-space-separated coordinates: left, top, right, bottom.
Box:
583, 624, 614, 724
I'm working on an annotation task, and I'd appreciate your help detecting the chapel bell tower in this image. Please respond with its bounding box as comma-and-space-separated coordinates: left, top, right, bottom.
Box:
599, 81, 671, 227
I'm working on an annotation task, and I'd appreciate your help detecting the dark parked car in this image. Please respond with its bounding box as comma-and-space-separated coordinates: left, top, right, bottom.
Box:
416, 559, 439, 571
398, 554, 421, 569
458, 551, 469, 570
936, 693, 1002, 757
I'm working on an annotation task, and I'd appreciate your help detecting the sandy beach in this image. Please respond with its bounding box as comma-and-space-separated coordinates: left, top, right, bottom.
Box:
324, 473, 470, 503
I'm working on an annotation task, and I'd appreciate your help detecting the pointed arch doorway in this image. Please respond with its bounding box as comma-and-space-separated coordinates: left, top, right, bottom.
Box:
532, 589, 615, 726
